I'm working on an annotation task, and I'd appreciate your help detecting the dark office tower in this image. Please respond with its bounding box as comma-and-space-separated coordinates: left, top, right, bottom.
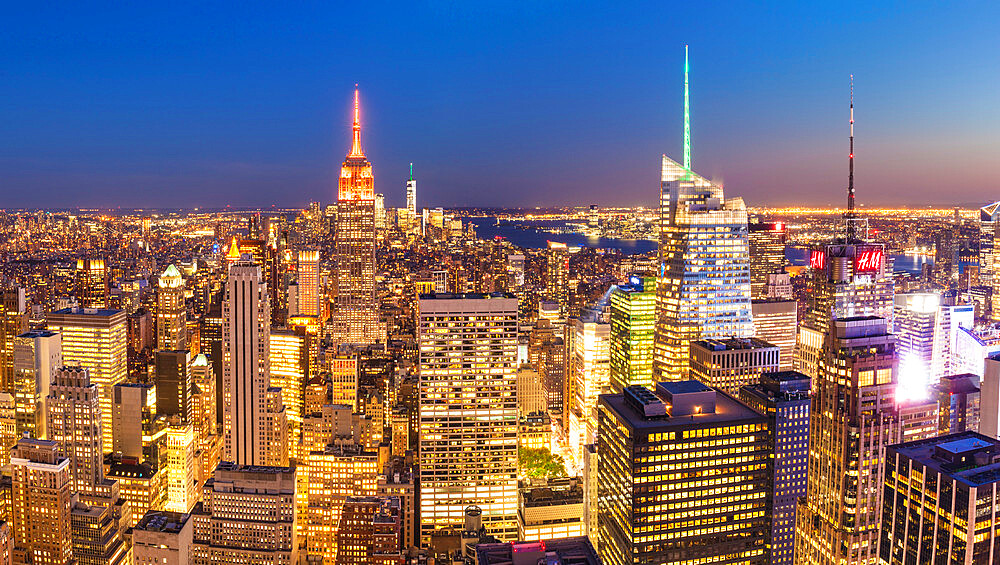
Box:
795, 316, 900, 565
934, 373, 980, 434
748, 220, 787, 299
155, 349, 192, 423
332, 86, 383, 345
738, 371, 810, 565
75, 257, 109, 308
201, 306, 224, 427
881, 433, 1000, 565
597, 382, 769, 565
934, 225, 959, 288
528, 319, 565, 414
1, 283, 27, 394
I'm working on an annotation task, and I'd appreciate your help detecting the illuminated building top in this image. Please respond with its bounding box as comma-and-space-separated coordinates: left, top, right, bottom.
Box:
340, 85, 374, 201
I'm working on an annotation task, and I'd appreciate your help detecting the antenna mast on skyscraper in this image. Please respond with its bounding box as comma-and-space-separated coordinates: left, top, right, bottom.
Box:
683, 45, 691, 170
845, 75, 860, 242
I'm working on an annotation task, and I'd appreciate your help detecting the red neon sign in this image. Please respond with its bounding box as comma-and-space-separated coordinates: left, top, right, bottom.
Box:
809, 249, 826, 270
855, 248, 884, 273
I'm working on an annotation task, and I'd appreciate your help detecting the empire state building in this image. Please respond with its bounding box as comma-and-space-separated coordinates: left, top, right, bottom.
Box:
332, 86, 383, 344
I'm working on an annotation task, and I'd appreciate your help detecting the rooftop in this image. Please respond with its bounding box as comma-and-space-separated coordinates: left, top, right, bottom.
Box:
605, 381, 762, 429
692, 337, 777, 352
135, 511, 190, 534
890, 432, 1000, 488
476, 536, 600, 565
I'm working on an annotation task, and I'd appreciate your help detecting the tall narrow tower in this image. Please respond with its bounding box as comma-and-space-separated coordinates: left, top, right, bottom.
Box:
222, 260, 271, 466
652, 47, 754, 380
406, 163, 417, 217
332, 86, 383, 344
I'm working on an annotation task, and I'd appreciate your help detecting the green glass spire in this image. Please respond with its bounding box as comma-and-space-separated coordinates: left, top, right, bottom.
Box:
683, 45, 691, 170
410, 162, 413, 181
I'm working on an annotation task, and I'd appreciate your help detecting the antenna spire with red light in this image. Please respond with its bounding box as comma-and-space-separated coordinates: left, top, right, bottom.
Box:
349, 84, 364, 159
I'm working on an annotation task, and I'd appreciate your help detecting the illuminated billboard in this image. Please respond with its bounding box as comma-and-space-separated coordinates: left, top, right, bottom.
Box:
854, 247, 884, 273
809, 249, 826, 270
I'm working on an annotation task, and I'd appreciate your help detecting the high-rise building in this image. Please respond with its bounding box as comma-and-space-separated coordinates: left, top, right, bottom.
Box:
748, 220, 787, 299
305, 444, 379, 562
157, 265, 187, 350
405, 163, 416, 220
517, 477, 585, 541
189, 353, 221, 482
0, 284, 27, 394
332, 87, 383, 345
880, 432, 1000, 565
132, 511, 192, 565
10, 438, 73, 565
270, 328, 309, 459
980, 201, 1000, 316
568, 310, 611, 457
334, 496, 403, 565
751, 299, 797, 371
222, 260, 271, 466
934, 373, 980, 434
795, 317, 900, 565
47, 307, 127, 454
894, 292, 945, 395
297, 250, 320, 317
12, 329, 61, 440
111, 382, 158, 461
75, 258, 109, 309
653, 50, 753, 381
418, 294, 519, 544
545, 242, 570, 316
597, 381, 769, 565
190, 462, 297, 564
46, 366, 105, 497
155, 349, 192, 423
689, 337, 780, 395
70, 499, 130, 565
765, 272, 794, 299
738, 371, 810, 565
609, 276, 655, 393
164, 420, 197, 513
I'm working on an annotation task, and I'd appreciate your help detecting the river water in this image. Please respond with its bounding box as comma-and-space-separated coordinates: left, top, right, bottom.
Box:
466, 218, 932, 274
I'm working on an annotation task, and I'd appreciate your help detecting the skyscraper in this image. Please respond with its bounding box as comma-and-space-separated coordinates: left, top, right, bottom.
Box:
689, 337, 780, 396
653, 48, 754, 381
155, 349, 192, 423
406, 163, 416, 219
751, 299, 797, 371
48, 307, 127, 454
46, 366, 105, 497
980, 201, 1000, 313
418, 294, 519, 544
597, 382, 769, 565
222, 260, 272, 466
157, 264, 187, 350
609, 276, 655, 393
335, 496, 404, 565
297, 250, 320, 317
191, 462, 297, 564
794, 317, 900, 565
0, 283, 28, 394
748, 220, 787, 299
569, 309, 611, 458
545, 242, 570, 316
332, 87, 383, 344
880, 433, 1000, 565
75, 257, 109, 308
10, 438, 73, 565
738, 371, 810, 565
12, 329, 61, 440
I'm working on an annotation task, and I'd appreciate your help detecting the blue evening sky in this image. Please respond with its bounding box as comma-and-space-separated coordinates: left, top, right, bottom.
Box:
2, 1, 999, 209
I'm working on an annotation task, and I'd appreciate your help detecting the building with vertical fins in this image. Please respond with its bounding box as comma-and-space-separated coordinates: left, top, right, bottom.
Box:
222, 260, 272, 466
653, 46, 754, 381
406, 162, 417, 218
332, 86, 383, 344
980, 201, 1000, 318
297, 250, 320, 317
748, 220, 787, 299
609, 276, 656, 393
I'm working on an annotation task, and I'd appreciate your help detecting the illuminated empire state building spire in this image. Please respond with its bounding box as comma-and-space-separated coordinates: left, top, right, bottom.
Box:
333, 86, 383, 344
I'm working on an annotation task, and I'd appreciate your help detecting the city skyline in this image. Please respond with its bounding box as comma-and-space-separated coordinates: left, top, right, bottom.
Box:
4, 3, 1000, 209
